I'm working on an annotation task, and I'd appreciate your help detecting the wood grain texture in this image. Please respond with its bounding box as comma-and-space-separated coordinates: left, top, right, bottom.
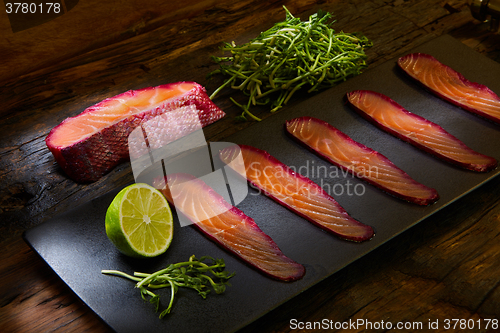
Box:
1, 0, 500, 332
0, 0, 223, 83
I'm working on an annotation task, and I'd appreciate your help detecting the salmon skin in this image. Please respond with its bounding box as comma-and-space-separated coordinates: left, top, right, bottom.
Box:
45, 82, 225, 183
347, 90, 497, 172
219, 145, 374, 242
286, 117, 439, 206
398, 53, 500, 124
153, 173, 305, 281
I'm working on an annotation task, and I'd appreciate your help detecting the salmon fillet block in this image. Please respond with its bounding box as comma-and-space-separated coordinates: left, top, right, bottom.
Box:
46, 82, 225, 182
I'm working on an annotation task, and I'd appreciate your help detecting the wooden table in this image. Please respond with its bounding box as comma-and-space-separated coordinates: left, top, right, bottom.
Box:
1, 0, 500, 331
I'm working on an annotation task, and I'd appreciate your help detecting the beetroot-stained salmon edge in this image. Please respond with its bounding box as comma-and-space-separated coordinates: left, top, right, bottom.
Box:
191, 206, 306, 282
152, 175, 306, 282
346, 90, 498, 173
258, 184, 376, 242
397, 53, 500, 125
254, 182, 376, 242
220, 144, 375, 242
46, 123, 133, 183
285, 117, 440, 206
46, 82, 199, 148
45, 82, 225, 183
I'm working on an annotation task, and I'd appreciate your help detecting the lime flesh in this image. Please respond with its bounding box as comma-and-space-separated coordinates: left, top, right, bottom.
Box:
105, 183, 173, 258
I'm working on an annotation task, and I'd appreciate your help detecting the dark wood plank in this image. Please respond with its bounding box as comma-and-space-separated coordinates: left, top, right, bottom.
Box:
0, 0, 245, 84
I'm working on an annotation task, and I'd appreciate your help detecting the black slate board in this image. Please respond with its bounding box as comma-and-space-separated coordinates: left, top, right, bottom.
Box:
24, 35, 500, 333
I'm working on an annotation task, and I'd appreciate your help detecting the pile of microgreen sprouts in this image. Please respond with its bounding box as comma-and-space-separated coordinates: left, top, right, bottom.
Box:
208, 6, 372, 121
101, 255, 235, 319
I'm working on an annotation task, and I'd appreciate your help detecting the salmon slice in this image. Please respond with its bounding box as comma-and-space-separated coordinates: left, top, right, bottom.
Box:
285, 117, 439, 206
398, 53, 500, 124
46, 82, 225, 183
347, 90, 497, 172
152, 173, 305, 281
219, 145, 374, 242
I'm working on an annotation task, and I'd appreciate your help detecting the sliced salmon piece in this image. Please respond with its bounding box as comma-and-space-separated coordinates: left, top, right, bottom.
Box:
347, 90, 497, 172
219, 145, 374, 242
153, 173, 305, 281
46, 82, 225, 183
286, 117, 439, 206
398, 53, 500, 124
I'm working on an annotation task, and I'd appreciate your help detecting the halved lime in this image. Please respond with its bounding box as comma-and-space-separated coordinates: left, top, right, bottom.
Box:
105, 183, 173, 258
